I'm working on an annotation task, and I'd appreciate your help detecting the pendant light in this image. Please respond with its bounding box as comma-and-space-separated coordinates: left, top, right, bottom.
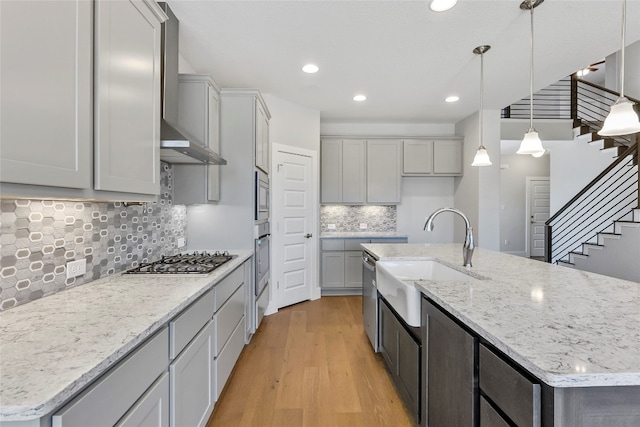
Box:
517, 0, 545, 157
471, 45, 492, 167
599, 0, 640, 136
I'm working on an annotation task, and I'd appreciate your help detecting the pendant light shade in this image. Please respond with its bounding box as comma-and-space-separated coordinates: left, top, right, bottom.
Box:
600, 0, 640, 137
518, 0, 545, 157
471, 45, 492, 167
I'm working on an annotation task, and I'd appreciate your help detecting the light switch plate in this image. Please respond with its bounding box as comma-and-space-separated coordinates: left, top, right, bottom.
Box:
359, 223, 368, 229
66, 259, 86, 279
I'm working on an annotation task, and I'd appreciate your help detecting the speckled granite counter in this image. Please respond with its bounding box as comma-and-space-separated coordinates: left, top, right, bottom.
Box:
361, 243, 640, 388
0, 251, 252, 421
320, 232, 408, 239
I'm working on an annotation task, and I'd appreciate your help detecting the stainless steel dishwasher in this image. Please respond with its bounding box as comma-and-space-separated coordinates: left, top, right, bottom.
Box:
362, 251, 378, 351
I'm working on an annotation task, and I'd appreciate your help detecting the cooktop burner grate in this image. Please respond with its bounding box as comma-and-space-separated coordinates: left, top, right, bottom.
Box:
124, 251, 235, 274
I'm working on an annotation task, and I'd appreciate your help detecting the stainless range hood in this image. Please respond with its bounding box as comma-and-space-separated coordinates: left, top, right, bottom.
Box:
159, 3, 227, 165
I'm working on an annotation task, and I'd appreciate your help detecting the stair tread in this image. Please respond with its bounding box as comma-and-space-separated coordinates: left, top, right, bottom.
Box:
570, 251, 587, 256
599, 232, 622, 236
583, 243, 604, 247
557, 260, 575, 266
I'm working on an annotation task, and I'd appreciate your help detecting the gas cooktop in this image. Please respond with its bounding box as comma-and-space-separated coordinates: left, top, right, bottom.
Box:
124, 251, 235, 274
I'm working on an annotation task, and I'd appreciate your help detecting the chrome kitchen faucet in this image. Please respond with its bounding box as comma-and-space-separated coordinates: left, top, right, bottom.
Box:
424, 208, 475, 267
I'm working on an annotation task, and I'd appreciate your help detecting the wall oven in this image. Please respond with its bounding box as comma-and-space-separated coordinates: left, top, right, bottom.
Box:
255, 170, 269, 221
254, 222, 270, 329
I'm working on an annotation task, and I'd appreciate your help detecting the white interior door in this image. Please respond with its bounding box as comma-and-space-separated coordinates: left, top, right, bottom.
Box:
528, 178, 550, 257
273, 145, 318, 309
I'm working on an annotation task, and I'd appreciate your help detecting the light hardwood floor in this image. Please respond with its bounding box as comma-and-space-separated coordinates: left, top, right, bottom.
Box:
206, 296, 415, 427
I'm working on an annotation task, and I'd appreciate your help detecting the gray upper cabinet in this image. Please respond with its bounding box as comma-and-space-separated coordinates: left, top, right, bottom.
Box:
402, 139, 463, 176
320, 139, 366, 204
173, 74, 221, 204
367, 140, 402, 204
0, 0, 92, 189
1, 0, 166, 200
94, 0, 164, 195
255, 101, 270, 174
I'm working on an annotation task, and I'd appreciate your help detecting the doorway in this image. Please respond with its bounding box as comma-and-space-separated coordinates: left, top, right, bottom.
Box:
526, 177, 550, 258
271, 143, 319, 311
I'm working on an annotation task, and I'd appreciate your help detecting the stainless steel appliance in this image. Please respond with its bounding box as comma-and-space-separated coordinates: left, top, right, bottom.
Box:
254, 222, 270, 329
362, 251, 378, 351
124, 251, 234, 274
255, 170, 269, 221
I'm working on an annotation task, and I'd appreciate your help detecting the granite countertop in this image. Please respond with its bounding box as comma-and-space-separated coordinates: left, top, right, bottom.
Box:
320, 231, 408, 239
361, 243, 640, 388
0, 251, 253, 421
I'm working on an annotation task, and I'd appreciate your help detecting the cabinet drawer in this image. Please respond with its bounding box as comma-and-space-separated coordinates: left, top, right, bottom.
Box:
480, 396, 510, 427
214, 316, 245, 400
214, 283, 245, 355
344, 239, 369, 250
169, 289, 215, 359
370, 238, 407, 244
479, 344, 541, 427
321, 239, 344, 251
215, 265, 244, 312
52, 328, 169, 427
115, 372, 169, 427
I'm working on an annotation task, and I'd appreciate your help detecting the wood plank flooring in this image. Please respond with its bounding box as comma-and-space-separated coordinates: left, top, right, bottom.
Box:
206, 296, 415, 427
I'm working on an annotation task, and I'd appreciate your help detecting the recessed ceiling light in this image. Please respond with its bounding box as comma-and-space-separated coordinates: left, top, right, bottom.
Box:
430, 0, 458, 12
445, 96, 460, 103
353, 94, 367, 102
302, 64, 319, 73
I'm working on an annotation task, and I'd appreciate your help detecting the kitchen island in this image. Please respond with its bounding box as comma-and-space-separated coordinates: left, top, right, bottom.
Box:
362, 243, 640, 426
0, 251, 252, 425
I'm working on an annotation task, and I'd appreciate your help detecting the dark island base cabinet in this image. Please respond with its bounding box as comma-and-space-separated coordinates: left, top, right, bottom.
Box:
421, 295, 640, 427
421, 298, 477, 427
379, 297, 421, 425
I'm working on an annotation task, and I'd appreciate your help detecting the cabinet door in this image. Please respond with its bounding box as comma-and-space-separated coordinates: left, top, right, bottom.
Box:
378, 299, 397, 372
321, 139, 343, 203
208, 84, 221, 200
170, 321, 214, 427
94, 0, 162, 195
0, 0, 92, 189
367, 140, 402, 204
397, 326, 420, 423
480, 397, 511, 427
342, 139, 366, 203
433, 140, 462, 175
321, 252, 345, 288
255, 101, 269, 174
116, 372, 169, 427
424, 299, 476, 427
403, 140, 433, 175
345, 251, 364, 288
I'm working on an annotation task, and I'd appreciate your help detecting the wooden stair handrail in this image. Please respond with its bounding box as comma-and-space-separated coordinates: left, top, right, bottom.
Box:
576, 76, 640, 105
546, 141, 639, 225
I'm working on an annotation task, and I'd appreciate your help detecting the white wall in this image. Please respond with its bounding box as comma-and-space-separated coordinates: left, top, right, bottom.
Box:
178, 53, 197, 74
605, 39, 640, 100
263, 94, 321, 152
454, 110, 501, 250
397, 177, 455, 243
499, 154, 550, 254
548, 138, 614, 213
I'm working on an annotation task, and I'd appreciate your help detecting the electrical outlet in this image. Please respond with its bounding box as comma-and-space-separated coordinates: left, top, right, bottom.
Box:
327, 224, 336, 230
66, 258, 86, 279
359, 223, 368, 229
504, 239, 509, 246
177, 237, 186, 248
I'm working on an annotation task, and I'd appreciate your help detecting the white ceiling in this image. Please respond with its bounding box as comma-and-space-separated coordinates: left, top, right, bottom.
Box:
167, 0, 640, 124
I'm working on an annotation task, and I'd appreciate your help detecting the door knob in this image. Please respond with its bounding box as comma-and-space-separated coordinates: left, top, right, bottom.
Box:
305, 233, 312, 238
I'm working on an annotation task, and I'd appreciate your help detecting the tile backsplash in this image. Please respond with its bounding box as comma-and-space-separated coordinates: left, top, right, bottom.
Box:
0, 163, 186, 311
320, 205, 397, 232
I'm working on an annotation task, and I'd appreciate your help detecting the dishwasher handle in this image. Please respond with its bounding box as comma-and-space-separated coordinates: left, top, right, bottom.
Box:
362, 255, 376, 272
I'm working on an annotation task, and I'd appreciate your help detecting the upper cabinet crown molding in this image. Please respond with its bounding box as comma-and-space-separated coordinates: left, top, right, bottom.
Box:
220, 89, 271, 119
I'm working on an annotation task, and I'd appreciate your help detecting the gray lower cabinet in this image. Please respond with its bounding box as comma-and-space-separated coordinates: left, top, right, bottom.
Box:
379, 298, 421, 424
422, 297, 476, 427
480, 397, 510, 427
170, 321, 214, 427
321, 238, 407, 294
116, 372, 170, 427
52, 328, 170, 427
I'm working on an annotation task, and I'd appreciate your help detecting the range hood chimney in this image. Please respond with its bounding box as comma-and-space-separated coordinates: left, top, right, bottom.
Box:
159, 3, 227, 165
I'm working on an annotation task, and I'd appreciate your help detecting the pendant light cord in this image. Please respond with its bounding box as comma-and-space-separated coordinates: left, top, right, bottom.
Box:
529, 2, 534, 130
479, 50, 484, 148
620, 0, 626, 98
